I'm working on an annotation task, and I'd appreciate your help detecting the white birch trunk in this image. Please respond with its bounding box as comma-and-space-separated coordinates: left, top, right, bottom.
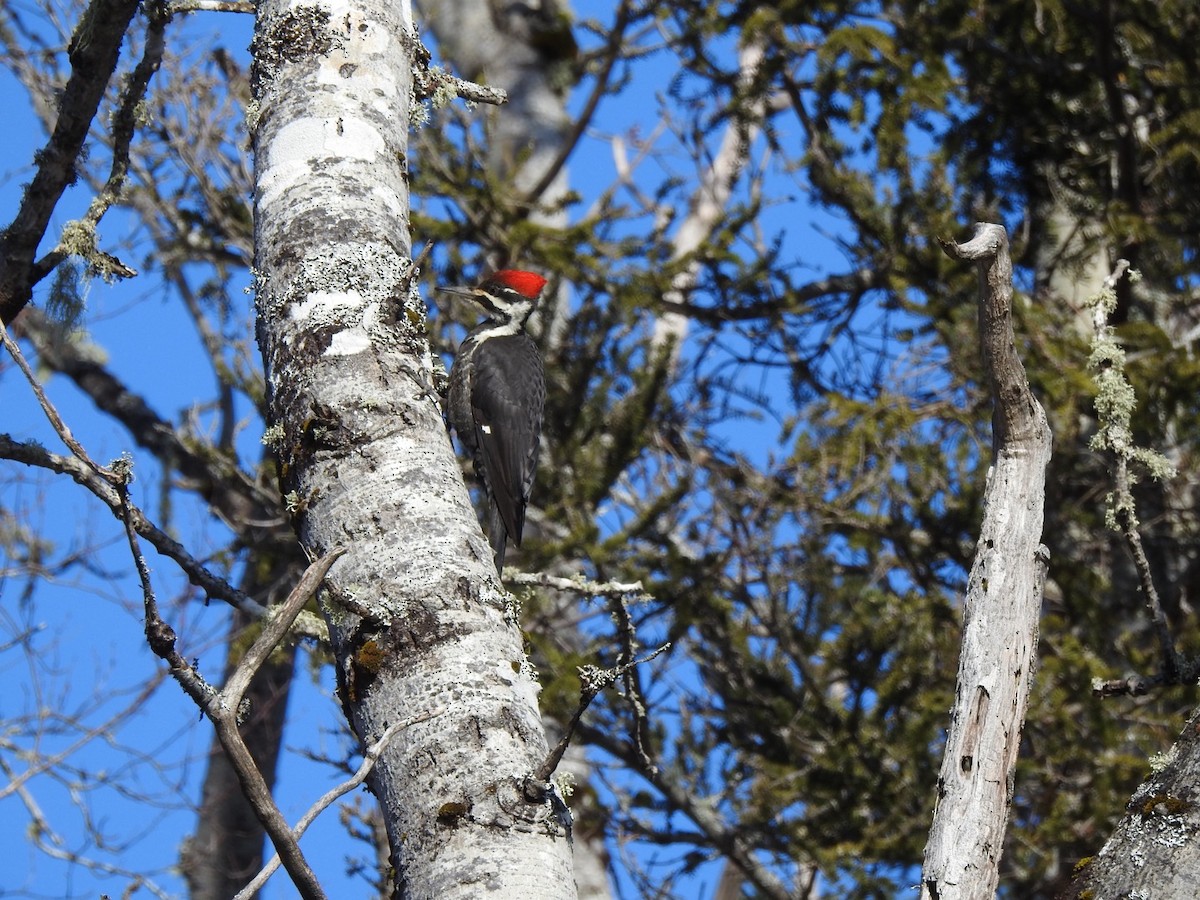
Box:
250, 1, 575, 896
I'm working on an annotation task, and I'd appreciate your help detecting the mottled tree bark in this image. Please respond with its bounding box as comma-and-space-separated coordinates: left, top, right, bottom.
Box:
250, 0, 575, 896
1065, 702, 1200, 899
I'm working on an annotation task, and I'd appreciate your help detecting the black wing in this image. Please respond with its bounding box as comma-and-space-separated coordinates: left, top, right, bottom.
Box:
469, 332, 545, 549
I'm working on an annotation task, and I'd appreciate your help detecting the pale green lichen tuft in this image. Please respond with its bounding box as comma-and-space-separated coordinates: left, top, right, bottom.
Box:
552, 771, 576, 798
261, 423, 286, 448
1148, 745, 1176, 772
1086, 266, 1176, 540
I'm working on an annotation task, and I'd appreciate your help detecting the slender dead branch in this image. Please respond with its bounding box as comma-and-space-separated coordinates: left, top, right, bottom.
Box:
169, 0, 254, 12
413, 28, 507, 108
1113, 463, 1181, 678
1087, 260, 1187, 684
119, 506, 334, 900
0, 317, 117, 483
15, 308, 287, 544
611, 592, 658, 776
234, 707, 443, 899
223, 548, 343, 707
512, 572, 662, 781
0, 435, 269, 617
506, 570, 648, 598
531, 642, 669, 787
519, 0, 633, 207
116, 469, 222, 712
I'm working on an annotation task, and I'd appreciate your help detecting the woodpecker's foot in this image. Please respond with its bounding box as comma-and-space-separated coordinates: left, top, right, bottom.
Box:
413, 360, 449, 409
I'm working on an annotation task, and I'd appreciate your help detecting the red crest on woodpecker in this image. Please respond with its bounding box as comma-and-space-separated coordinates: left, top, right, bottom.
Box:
488, 270, 547, 299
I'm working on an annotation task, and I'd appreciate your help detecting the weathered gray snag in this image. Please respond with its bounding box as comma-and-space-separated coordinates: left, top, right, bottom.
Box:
921, 224, 1052, 899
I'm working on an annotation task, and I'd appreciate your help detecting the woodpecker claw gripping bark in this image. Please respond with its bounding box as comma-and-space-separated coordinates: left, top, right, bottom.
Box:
443, 270, 548, 571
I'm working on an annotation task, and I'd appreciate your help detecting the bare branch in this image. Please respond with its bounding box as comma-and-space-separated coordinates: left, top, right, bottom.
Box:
0, 317, 117, 483
413, 28, 508, 108
1086, 260, 1186, 683
234, 707, 443, 900
0, 0, 143, 323
115, 488, 329, 900
0, 752, 173, 900
116, 470, 224, 714
15, 308, 287, 545
937, 223, 1042, 446
519, 0, 634, 207
532, 642, 669, 786
611, 589, 657, 776
169, 0, 254, 12
222, 549, 344, 707
506, 570, 648, 598
0, 435, 268, 617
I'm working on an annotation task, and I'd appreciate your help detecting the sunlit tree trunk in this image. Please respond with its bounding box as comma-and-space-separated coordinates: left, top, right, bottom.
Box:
250, 0, 575, 895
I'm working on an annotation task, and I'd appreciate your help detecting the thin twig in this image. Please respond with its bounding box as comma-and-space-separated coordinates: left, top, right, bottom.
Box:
506, 570, 647, 599
0, 318, 116, 482
0, 754, 173, 899
532, 642, 669, 785
115, 488, 330, 900
169, 0, 254, 12
234, 707, 443, 899
611, 593, 658, 776
1112, 464, 1180, 679
223, 548, 344, 708
0, 435, 269, 617
15, 307, 286, 540
115, 472, 221, 713
519, 0, 634, 207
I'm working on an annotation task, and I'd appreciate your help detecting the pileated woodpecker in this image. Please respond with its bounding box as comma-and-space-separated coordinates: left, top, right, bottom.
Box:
442, 269, 548, 571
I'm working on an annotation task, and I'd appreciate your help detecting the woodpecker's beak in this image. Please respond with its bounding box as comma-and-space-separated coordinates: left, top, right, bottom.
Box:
437, 285, 499, 315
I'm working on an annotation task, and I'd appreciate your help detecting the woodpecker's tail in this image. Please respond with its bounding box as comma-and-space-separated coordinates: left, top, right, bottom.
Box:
488, 501, 509, 572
